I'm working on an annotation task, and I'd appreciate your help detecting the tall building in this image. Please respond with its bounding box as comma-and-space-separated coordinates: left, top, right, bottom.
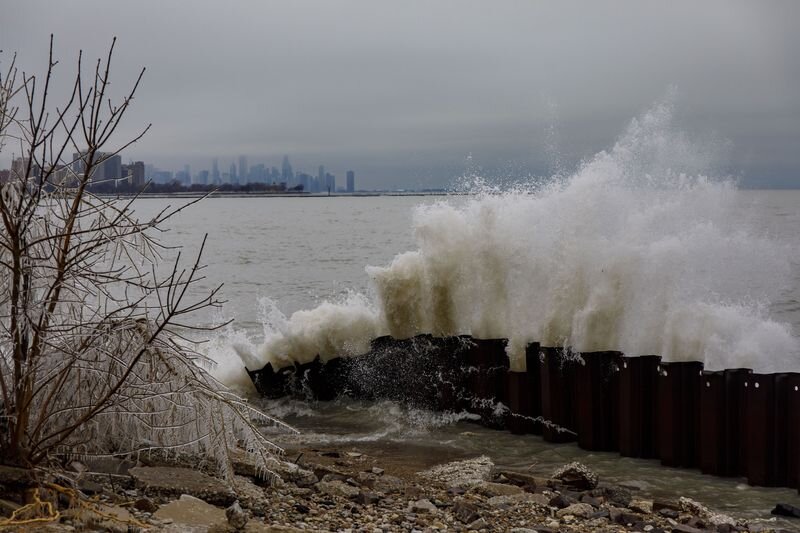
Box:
72, 151, 121, 183
238, 155, 248, 184
175, 170, 191, 185
324, 172, 336, 193
103, 154, 122, 180
318, 165, 324, 184
281, 155, 293, 184
196, 170, 209, 185
212, 158, 220, 184
130, 161, 145, 187
346, 170, 355, 193
229, 163, 237, 184
250, 163, 266, 183
153, 170, 173, 183
12, 157, 40, 180
297, 173, 310, 191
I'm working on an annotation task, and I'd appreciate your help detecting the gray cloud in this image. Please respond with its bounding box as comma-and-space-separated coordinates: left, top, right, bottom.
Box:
1, 0, 799, 188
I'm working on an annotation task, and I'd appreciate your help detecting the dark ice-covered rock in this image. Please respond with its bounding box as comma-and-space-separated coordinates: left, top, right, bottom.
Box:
551, 461, 599, 490
772, 503, 800, 518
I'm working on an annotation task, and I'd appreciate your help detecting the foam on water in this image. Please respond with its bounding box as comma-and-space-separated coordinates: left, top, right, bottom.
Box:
239, 99, 798, 375
258, 293, 383, 367
200, 323, 262, 394
257, 397, 481, 444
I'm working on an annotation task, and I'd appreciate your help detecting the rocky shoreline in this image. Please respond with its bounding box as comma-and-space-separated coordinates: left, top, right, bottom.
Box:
0, 447, 797, 532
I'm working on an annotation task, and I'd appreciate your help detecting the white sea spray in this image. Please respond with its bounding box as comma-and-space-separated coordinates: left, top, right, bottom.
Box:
219, 99, 799, 377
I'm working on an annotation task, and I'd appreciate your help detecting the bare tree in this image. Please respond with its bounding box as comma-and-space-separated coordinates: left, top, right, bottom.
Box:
0, 37, 293, 477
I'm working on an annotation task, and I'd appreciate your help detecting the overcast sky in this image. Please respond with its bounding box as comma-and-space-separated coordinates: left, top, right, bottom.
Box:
2, 1, 799, 188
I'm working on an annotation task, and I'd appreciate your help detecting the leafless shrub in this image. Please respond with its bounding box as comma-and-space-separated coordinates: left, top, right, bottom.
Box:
0, 36, 294, 479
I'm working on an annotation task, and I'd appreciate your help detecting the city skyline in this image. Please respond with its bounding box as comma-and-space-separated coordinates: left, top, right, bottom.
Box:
2, 1, 799, 189
143, 154, 356, 192
0, 152, 362, 193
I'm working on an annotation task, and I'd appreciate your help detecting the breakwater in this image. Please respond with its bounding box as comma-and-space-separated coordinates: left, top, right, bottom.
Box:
247, 335, 800, 493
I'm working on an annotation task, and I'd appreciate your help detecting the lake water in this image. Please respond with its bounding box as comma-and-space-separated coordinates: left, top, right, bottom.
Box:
131, 185, 800, 524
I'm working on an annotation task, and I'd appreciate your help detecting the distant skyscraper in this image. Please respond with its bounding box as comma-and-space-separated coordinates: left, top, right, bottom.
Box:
13, 156, 40, 180
325, 172, 335, 193
346, 170, 355, 193
318, 165, 324, 184
212, 158, 220, 184
238, 155, 248, 184
71, 151, 120, 183
229, 163, 237, 184
130, 161, 145, 187
281, 155, 293, 183
103, 155, 122, 180
297, 173, 310, 191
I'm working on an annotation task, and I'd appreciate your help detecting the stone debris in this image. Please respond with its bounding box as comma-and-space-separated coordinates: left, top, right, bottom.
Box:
629, 498, 654, 514
486, 492, 541, 508
372, 473, 406, 493
417, 455, 494, 488
452, 500, 480, 523
550, 461, 599, 490
471, 480, 524, 497
129, 466, 236, 506
133, 496, 159, 513
225, 500, 249, 529
408, 498, 437, 513
556, 502, 595, 518
679, 496, 737, 527
0, 446, 786, 533
314, 479, 360, 499
263, 458, 318, 487
154, 494, 227, 528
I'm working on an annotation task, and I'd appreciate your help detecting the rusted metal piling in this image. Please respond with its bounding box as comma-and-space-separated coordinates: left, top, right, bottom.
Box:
773, 373, 797, 488
698, 368, 751, 477
742, 373, 779, 486
575, 351, 622, 452
786, 373, 800, 493
465, 338, 509, 428
697, 369, 750, 477
657, 361, 703, 468
539, 347, 578, 443
247, 335, 800, 492
618, 355, 660, 459
506, 342, 542, 435
698, 370, 726, 476
722, 369, 750, 476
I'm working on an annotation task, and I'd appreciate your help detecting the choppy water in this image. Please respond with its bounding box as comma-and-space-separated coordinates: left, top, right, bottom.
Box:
130, 187, 800, 523
130, 103, 800, 523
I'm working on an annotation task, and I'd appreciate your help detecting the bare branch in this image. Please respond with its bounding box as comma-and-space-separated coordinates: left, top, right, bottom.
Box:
0, 38, 291, 481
